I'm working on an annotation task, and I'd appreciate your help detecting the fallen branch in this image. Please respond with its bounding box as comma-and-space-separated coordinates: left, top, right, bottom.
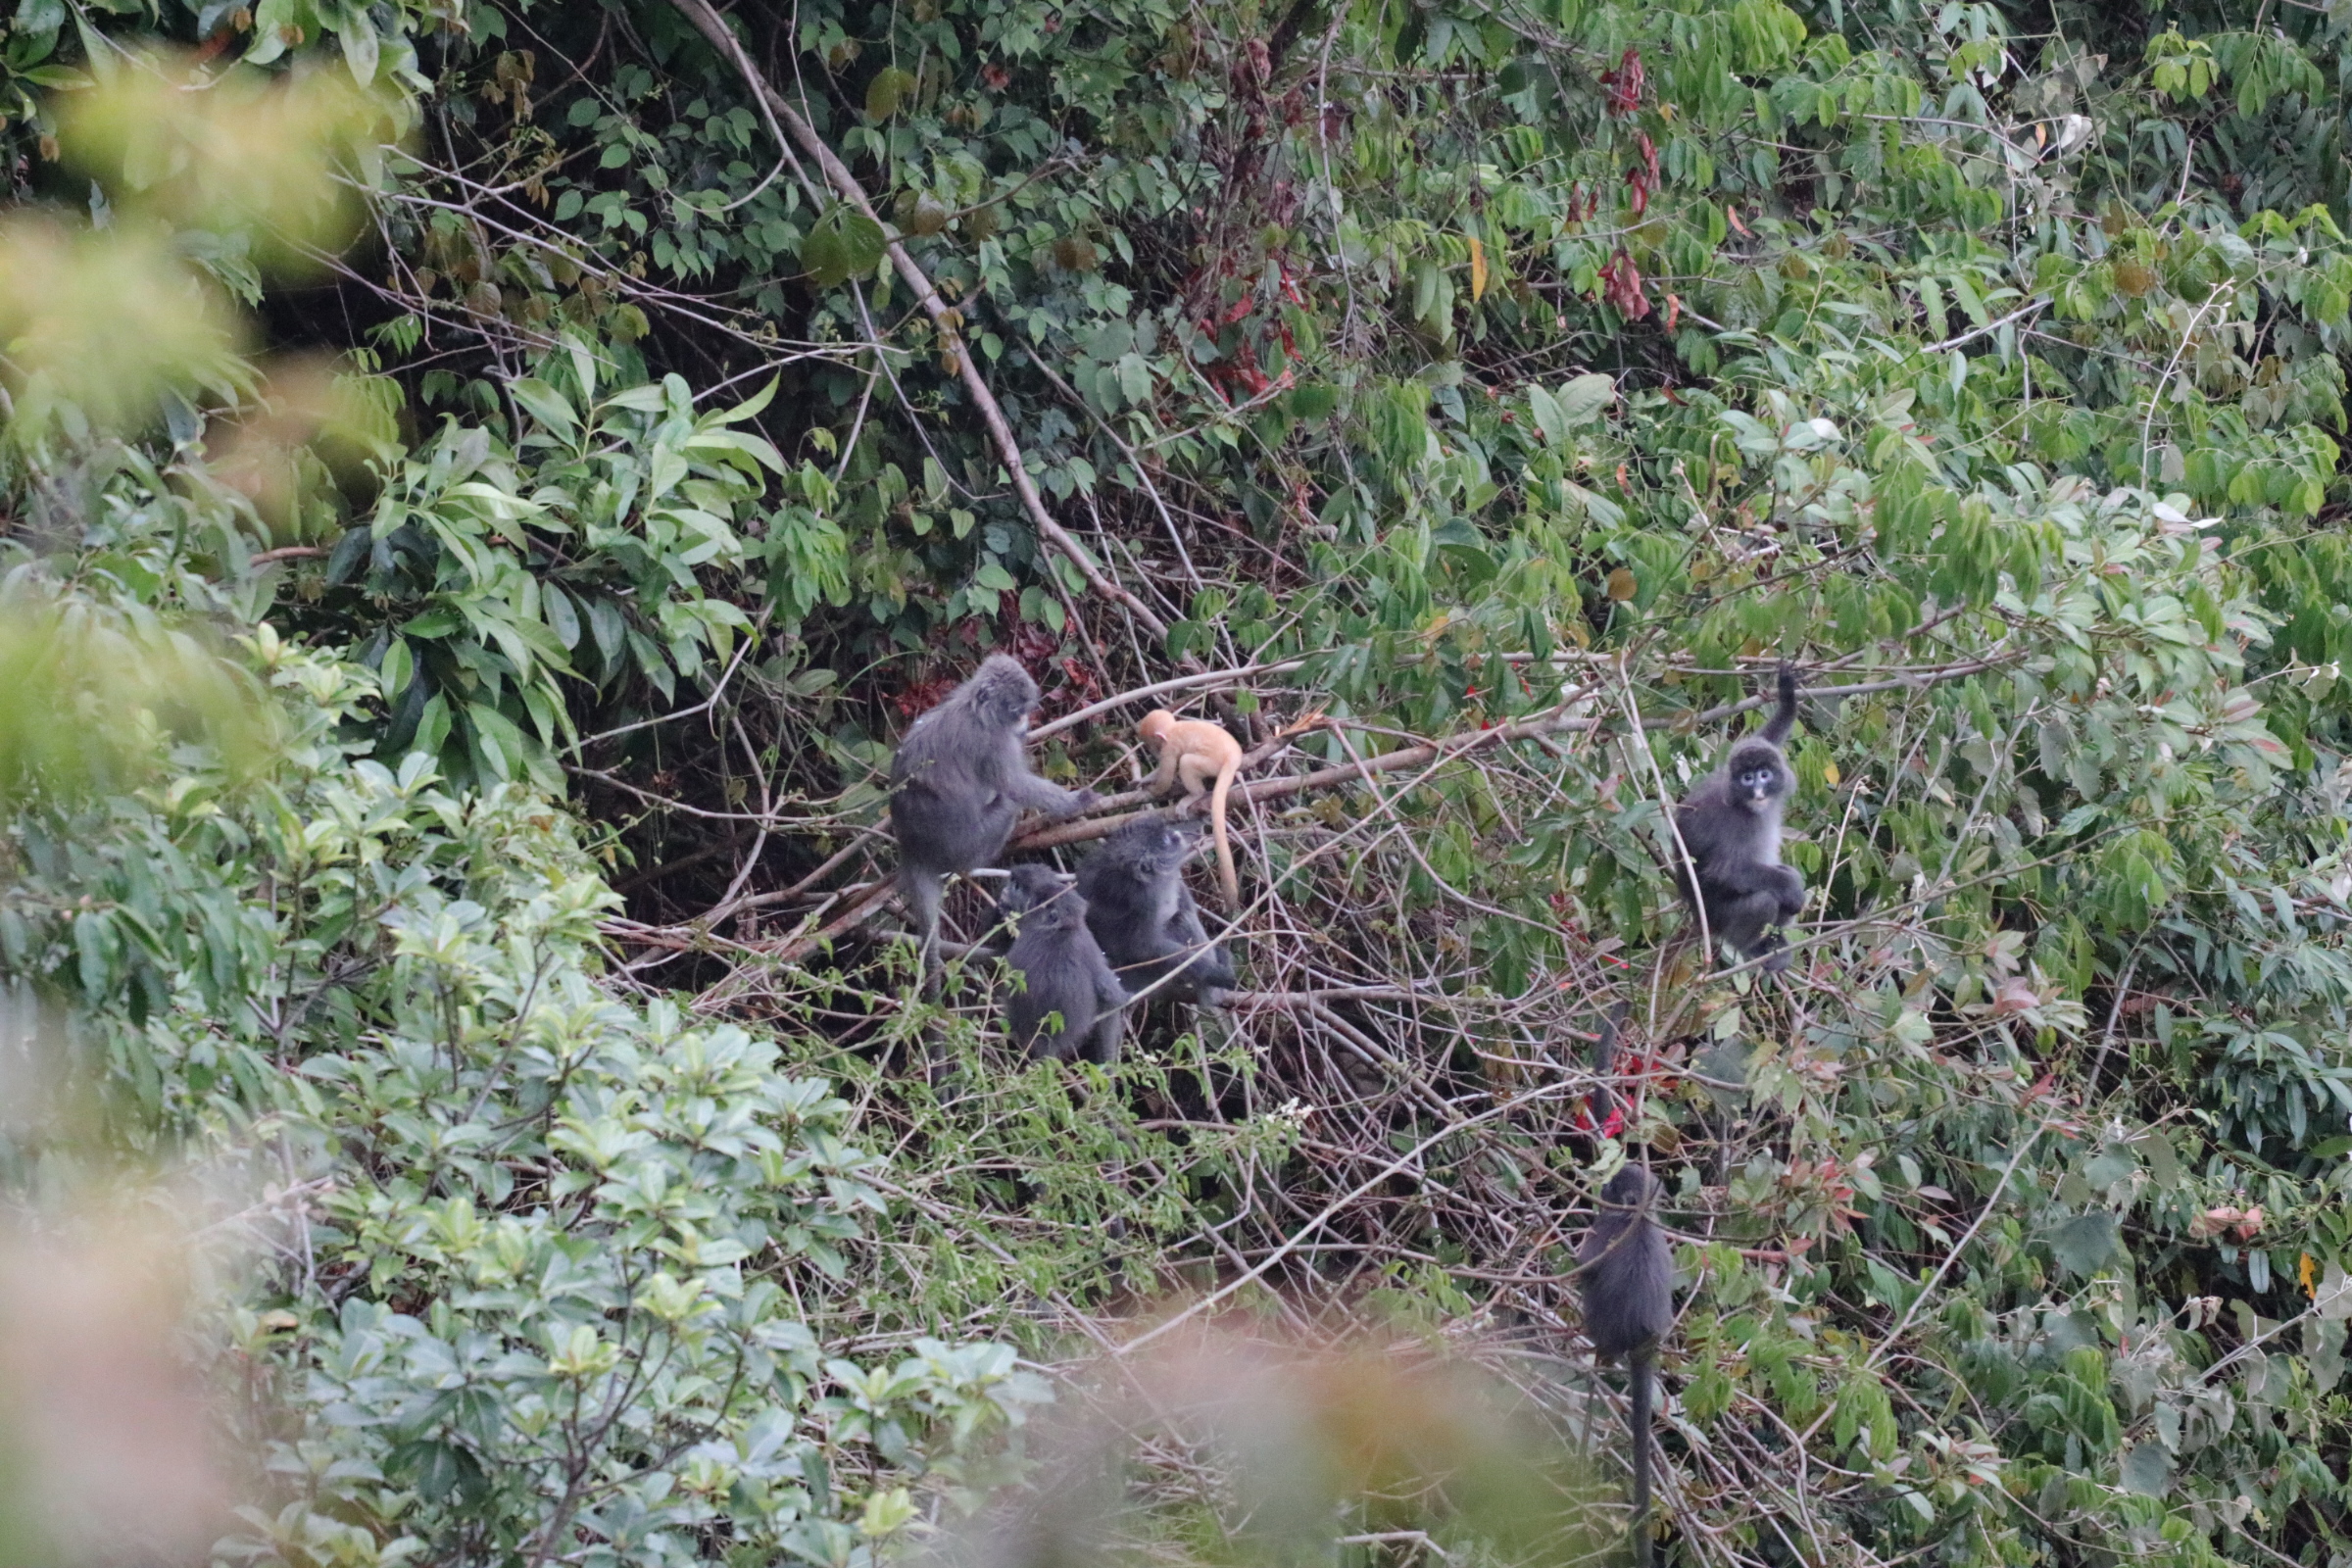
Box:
664, 0, 1170, 643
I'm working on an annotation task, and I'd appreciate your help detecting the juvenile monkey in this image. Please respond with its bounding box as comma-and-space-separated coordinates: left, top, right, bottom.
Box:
1004, 875, 1129, 1065
1580, 1164, 1675, 1568
1137, 709, 1243, 906
1672, 662, 1804, 972
889, 656, 1098, 972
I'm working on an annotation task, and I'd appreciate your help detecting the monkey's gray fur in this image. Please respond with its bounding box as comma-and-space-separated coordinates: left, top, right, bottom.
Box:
1004, 876, 1129, 1064
888, 656, 1097, 971
1075, 818, 1237, 1005
974, 863, 1064, 961
1673, 662, 1804, 972
1581, 1164, 1674, 1568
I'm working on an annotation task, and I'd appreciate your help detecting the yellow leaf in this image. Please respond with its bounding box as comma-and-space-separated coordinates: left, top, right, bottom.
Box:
1822, 760, 1841, 786
2301, 1251, 2319, 1297
1605, 566, 1637, 602
1467, 234, 1488, 303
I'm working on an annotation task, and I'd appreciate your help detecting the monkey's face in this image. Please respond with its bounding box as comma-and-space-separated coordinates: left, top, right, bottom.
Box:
972, 658, 1043, 730
1728, 744, 1787, 809
1143, 821, 1203, 871
984, 691, 1037, 732
1005, 865, 1072, 908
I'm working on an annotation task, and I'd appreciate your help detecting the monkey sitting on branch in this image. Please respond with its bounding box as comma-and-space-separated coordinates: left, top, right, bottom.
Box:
1076, 818, 1237, 1006
1671, 662, 1805, 973
888, 655, 1098, 978
1580, 1163, 1675, 1568
1136, 709, 1244, 906
1002, 866, 1129, 1065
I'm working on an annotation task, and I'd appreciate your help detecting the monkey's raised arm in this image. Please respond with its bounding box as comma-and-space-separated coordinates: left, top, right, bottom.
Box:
1760, 662, 1801, 747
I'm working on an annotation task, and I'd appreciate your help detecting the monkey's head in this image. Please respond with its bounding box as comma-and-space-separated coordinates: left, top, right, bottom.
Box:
1138, 709, 1177, 743
1022, 882, 1091, 930
1119, 817, 1204, 873
1002, 864, 1073, 913
1725, 739, 1790, 811
968, 655, 1043, 732
1599, 1164, 1659, 1211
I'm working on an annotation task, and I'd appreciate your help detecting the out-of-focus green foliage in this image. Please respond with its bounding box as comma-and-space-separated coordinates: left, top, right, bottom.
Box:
14, 0, 2352, 1563
0, 461, 1040, 1566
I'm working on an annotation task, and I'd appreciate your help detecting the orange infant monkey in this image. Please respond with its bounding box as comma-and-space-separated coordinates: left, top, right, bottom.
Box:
1137, 709, 1243, 906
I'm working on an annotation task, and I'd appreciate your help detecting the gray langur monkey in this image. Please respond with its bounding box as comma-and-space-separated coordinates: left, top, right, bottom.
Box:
1075, 818, 1237, 1005
1004, 874, 1129, 1064
888, 655, 1098, 972
1580, 1164, 1674, 1568
1672, 662, 1804, 972
973, 863, 1061, 961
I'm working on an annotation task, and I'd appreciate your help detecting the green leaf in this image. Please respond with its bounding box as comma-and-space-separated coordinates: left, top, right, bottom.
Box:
2120, 1443, 2171, 1496
338, 9, 379, 85
2049, 1213, 2122, 1278
1554, 372, 1616, 426
710, 375, 779, 425
865, 68, 916, 121
1527, 384, 1566, 447
1288, 382, 1338, 420
800, 206, 889, 288
508, 377, 579, 438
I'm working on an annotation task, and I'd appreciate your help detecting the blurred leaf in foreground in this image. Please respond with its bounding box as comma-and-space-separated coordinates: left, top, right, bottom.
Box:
0, 1208, 229, 1568
0, 219, 249, 434
934, 1323, 1607, 1568
0, 589, 266, 804
58, 58, 400, 276
203, 353, 404, 538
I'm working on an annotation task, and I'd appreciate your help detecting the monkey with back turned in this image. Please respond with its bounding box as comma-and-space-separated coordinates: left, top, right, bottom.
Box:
1076, 817, 1237, 1005
1672, 662, 1805, 973
1581, 1162, 1675, 1568
888, 655, 1098, 974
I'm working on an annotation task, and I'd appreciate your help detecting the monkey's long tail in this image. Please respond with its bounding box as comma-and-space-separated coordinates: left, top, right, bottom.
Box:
1629, 1350, 1655, 1568
1209, 764, 1239, 906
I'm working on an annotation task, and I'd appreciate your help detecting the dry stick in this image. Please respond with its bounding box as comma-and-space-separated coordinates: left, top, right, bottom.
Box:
1858, 1128, 2045, 1379
1115, 1073, 1589, 1357
1030, 659, 1309, 741
664, 0, 1169, 642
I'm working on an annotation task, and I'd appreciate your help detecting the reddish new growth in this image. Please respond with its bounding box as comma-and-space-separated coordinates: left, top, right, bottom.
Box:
1625, 130, 1661, 216
1600, 250, 1650, 318
1598, 48, 1645, 115
892, 674, 960, 721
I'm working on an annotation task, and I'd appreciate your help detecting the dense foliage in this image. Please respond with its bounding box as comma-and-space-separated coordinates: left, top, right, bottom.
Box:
11, 0, 2352, 1562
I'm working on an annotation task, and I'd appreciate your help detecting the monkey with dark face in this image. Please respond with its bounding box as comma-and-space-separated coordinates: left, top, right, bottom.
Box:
1581, 1164, 1675, 1568
971, 863, 1061, 961
889, 655, 1098, 972
1672, 662, 1804, 972
1004, 874, 1129, 1065
1075, 818, 1237, 1005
